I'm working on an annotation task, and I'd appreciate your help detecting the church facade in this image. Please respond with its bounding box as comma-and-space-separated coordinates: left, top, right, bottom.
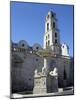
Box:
11, 11, 74, 94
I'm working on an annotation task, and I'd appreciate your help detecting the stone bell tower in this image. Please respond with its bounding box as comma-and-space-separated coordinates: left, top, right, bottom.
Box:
44, 11, 61, 55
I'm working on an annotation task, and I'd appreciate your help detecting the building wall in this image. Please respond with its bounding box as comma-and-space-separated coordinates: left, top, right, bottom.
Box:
11, 44, 73, 93
44, 56, 71, 88
69, 58, 74, 86
11, 43, 43, 93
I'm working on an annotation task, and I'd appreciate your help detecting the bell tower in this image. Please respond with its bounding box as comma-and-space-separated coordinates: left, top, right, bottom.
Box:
44, 11, 61, 54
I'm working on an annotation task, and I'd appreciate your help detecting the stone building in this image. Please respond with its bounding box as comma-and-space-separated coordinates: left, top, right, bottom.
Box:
11, 11, 74, 94
11, 41, 44, 93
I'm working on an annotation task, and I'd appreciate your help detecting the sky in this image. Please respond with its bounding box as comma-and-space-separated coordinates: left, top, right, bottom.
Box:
10, 1, 74, 56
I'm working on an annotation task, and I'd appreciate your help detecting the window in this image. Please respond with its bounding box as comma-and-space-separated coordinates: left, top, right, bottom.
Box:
53, 22, 55, 28
46, 36, 47, 40
55, 39, 57, 43
52, 13, 54, 17
46, 42, 47, 47
47, 23, 49, 31
48, 40, 50, 46
36, 58, 38, 61
22, 44, 24, 47
63, 46, 64, 48
36, 47, 39, 50
47, 14, 49, 19
55, 32, 57, 37
48, 34, 50, 39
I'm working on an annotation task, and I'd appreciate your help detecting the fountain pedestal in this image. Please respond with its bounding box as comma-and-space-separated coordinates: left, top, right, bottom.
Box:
33, 49, 58, 94
33, 70, 47, 94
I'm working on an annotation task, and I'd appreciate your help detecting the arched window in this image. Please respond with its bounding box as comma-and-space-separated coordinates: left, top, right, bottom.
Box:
22, 43, 24, 47
55, 39, 57, 44
53, 22, 55, 28
52, 13, 54, 17
47, 23, 49, 31
48, 40, 50, 46
47, 14, 49, 19
46, 42, 47, 47
36, 47, 39, 50
63, 46, 64, 48
46, 36, 47, 40
55, 32, 57, 38
48, 34, 50, 39
36, 58, 38, 61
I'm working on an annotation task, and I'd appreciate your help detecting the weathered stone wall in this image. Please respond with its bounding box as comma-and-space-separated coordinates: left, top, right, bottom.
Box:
45, 56, 71, 88
11, 49, 43, 93
11, 42, 73, 93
